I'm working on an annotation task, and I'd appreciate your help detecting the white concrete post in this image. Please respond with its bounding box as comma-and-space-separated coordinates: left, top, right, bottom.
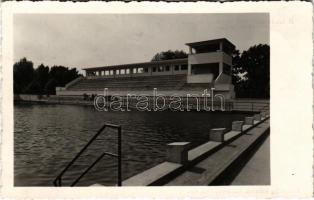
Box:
254, 114, 261, 121
209, 128, 226, 142
166, 142, 190, 164
232, 121, 244, 131
219, 41, 223, 51
265, 111, 270, 117
219, 62, 223, 74
244, 117, 254, 125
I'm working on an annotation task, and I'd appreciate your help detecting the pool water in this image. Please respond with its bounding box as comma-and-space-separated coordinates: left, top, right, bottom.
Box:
14, 104, 248, 186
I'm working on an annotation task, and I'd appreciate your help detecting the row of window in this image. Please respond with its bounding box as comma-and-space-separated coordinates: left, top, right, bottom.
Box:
152, 64, 188, 72
93, 67, 147, 76
90, 64, 188, 76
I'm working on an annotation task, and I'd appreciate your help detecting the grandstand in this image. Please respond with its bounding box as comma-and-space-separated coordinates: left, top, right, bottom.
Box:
56, 38, 235, 99
67, 75, 188, 91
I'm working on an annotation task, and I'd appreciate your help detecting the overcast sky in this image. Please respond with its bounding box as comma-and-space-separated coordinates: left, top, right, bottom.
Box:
14, 13, 269, 73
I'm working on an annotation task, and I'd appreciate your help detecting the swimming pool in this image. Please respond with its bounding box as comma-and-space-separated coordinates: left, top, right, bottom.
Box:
14, 104, 249, 186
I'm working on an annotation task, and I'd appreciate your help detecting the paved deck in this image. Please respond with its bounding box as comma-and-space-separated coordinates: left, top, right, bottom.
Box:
123, 162, 182, 186
231, 135, 270, 185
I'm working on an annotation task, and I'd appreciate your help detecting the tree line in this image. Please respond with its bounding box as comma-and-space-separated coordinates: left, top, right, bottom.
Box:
14, 58, 81, 95
231, 44, 270, 98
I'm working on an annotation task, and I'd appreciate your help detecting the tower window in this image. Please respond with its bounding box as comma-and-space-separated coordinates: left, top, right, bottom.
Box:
223, 63, 231, 75
191, 63, 219, 79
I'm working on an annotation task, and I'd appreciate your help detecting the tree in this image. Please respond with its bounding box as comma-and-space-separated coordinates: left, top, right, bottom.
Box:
24, 80, 42, 94
44, 78, 57, 95
13, 58, 35, 94
13, 58, 81, 95
49, 66, 80, 87
34, 64, 50, 94
232, 44, 270, 98
151, 50, 188, 61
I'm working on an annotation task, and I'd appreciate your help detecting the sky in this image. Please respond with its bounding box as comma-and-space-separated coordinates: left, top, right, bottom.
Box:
14, 13, 269, 74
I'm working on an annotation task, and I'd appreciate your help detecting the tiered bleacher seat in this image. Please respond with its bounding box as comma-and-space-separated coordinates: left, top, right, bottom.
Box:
66, 75, 189, 91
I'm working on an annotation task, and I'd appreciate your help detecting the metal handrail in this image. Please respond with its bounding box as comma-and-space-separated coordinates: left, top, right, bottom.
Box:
53, 123, 122, 187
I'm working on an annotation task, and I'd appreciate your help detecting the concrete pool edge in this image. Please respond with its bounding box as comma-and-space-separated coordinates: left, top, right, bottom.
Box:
120, 116, 270, 186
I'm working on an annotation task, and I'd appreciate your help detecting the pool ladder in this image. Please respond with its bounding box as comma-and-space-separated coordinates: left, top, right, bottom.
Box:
53, 123, 122, 187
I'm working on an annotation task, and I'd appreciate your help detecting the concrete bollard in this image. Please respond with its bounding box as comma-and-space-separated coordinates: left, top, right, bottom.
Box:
254, 114, 261, 121
232, 121, 244, 131
166, 142, 190, 164
265, 111, 270, 117
244, 117, 254, 125
209, 128, 226, 142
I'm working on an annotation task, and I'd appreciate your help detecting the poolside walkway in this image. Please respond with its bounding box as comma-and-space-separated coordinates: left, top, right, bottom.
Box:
231, 135, 270, 185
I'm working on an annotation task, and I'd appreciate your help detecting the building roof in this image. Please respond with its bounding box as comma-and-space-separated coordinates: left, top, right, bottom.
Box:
185, 38, 235, 49
83, 58, 188, 71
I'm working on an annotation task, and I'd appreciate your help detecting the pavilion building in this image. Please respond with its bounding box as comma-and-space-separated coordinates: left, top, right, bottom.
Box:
56, 38, 235, 99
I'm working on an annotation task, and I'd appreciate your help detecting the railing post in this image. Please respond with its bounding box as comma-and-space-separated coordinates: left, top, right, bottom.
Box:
244, 117, 254, 125
118, 126, 122, 186
232, 121, 244, 131
253, 113, 261, 121
209, 128, 227, 142
166, 142, 190, 164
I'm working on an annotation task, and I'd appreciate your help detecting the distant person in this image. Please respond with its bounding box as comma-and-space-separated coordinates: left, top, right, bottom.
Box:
83, 93, 88, 101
